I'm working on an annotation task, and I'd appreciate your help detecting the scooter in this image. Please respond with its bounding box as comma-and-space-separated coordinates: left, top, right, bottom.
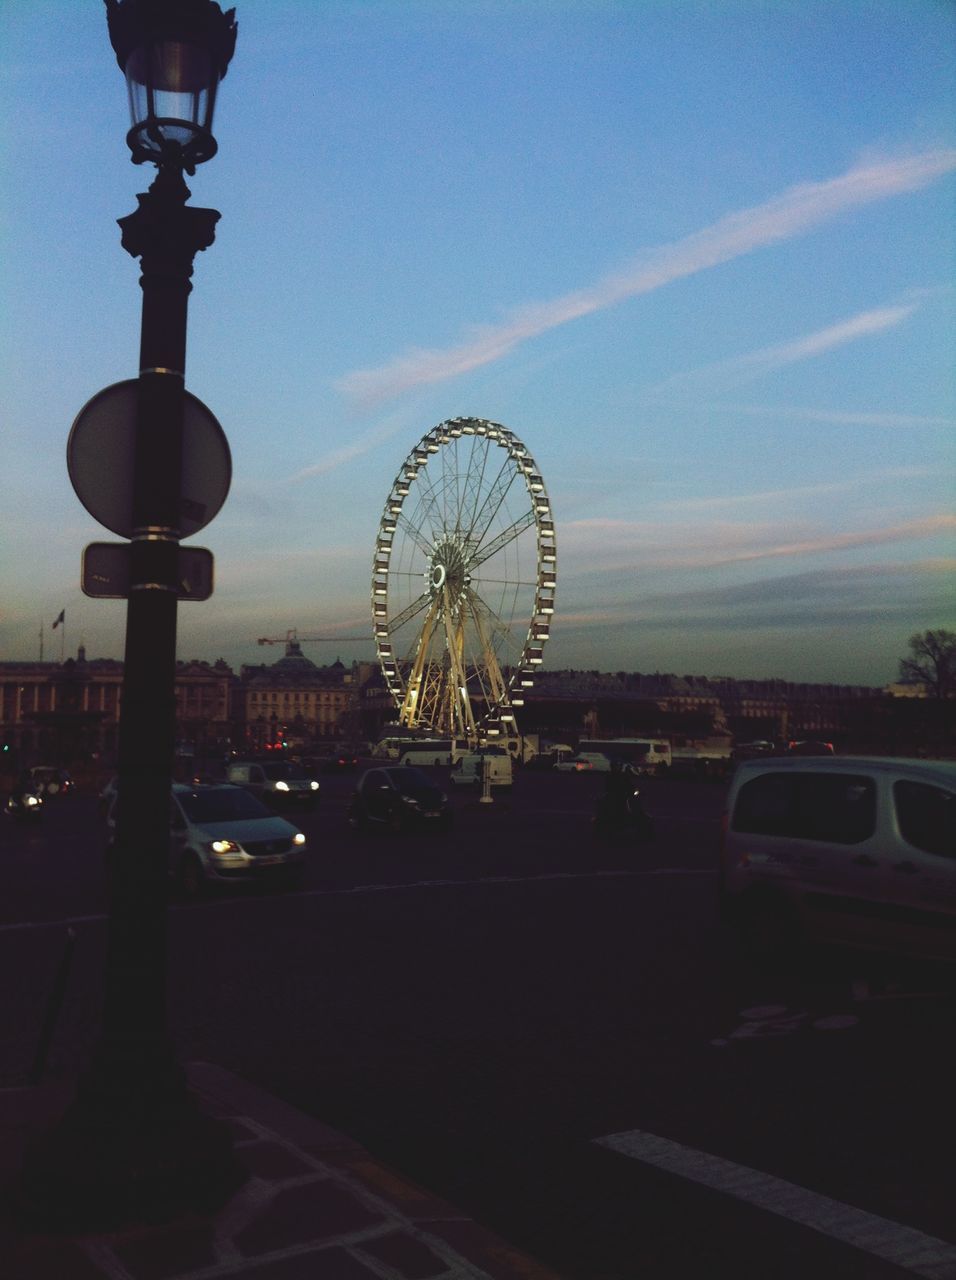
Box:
593, 787, 654, 840
4, 788, 44, 821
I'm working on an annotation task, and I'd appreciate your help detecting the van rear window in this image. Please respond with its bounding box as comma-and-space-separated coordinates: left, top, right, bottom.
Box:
733, 772, 876, 844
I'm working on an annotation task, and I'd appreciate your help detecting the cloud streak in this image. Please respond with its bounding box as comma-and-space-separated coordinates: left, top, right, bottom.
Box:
559, 513, 956, 574
644, 301, 919, 399
336, 148, 956, 406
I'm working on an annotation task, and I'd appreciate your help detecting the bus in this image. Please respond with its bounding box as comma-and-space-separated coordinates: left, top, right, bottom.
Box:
578, 738, 672, 774
396, 738, 466, 767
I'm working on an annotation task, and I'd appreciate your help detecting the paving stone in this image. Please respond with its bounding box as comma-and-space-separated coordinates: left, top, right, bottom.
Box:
110, 1218, 218, 1280
238, 1142, 314, 1181
358, 1228, 449, 1277
234, 1178, 383, 1257
234, 1247, 382, 1280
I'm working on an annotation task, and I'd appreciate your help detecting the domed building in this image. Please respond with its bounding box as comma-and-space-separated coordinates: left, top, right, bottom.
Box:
240, 639, 356, 749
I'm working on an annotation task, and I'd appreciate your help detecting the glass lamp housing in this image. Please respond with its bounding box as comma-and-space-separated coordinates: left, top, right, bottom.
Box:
106, 0, 237, 169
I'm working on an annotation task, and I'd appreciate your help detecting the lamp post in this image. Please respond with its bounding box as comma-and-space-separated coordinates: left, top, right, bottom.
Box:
19, 0, 244, 1229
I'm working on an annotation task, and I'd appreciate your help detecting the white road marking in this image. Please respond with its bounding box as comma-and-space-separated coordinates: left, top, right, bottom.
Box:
0, 867, 715, 935
594, 1128, 956, 1279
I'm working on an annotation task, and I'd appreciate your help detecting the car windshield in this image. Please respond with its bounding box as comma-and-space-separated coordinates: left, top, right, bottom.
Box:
389, 770, 438, 800
178, 788, 270, 823
261, 762, 311, 780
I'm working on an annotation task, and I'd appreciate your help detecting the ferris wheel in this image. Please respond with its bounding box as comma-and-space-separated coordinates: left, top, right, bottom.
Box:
371, 417, 556, 741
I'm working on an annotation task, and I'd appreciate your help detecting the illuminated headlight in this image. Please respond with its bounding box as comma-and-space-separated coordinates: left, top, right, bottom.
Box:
275, 780, 290, 792
293, 832, 306, 846
209, 839, 241, 854
310, 780, 319, 791
26, 794, 40, 807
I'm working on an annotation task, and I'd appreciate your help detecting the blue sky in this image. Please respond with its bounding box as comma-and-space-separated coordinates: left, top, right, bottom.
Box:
1, 0, 954, 686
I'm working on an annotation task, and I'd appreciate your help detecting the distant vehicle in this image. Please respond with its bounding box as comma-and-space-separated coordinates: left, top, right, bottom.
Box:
226, 759, 320, 807
348, 766, 453, 834
28, 766, 74, 797
450, 747, 513, 788
731, 741, 777, 761
397, 738, 465, 767
579, 739, 672, 773
720, 755, 956, 960
554, 755, 599, 772
4, 778, 43, 822
787, 740, 835, 756
106, 782, 307, 897
322, 748, 360, 773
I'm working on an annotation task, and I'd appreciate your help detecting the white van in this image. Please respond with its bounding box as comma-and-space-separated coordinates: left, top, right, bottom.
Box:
721, 755, 956, 959
450, 747, 513, 788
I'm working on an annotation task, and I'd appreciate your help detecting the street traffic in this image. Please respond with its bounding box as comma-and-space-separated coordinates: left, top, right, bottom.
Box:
2, 764, 954, 1277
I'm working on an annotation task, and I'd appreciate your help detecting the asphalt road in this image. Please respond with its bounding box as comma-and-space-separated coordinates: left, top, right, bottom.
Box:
2, 768, 954, 1278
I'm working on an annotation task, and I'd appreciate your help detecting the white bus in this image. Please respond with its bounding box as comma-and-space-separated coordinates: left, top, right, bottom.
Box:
578, 738, 672, 774
396, 738, 466, 767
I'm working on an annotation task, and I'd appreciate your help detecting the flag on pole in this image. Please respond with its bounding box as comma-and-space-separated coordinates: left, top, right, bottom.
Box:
52, 610, 65, 629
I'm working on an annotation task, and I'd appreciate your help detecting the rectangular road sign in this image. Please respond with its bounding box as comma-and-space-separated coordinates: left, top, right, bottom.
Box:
82, 542, 214, 600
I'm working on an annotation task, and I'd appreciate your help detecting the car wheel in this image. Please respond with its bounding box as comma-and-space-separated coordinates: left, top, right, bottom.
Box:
178, 853, 207, 900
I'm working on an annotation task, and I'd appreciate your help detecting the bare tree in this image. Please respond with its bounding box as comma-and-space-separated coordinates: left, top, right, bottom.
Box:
899, 629, 956, 699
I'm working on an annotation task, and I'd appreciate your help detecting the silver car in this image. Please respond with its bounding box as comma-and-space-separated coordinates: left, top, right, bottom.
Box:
108, 783, 307, 897
721, 756, 956, 959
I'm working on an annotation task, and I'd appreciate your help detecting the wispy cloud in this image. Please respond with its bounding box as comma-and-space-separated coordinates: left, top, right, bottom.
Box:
336, 148, 956, 406
668, 403, 953, 429
654, 467, 935, 512
644, 301, 919, 399
560, 513, 956, 574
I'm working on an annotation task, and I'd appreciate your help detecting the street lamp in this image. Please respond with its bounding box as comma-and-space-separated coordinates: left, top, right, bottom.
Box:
19, 0, 243, 1229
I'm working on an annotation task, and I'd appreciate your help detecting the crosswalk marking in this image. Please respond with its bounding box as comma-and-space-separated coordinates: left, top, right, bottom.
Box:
594, 1128, 956, 1279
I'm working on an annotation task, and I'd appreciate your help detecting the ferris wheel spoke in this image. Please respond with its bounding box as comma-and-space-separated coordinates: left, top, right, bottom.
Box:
464, 454, 519, 549
468, 509, 536, 569
469, 589, 526, 658
386, 590, 432, 634
394, 509, 437, 559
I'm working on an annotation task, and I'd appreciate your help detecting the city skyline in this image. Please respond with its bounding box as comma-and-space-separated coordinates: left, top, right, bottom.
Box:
2, 1, 954, 687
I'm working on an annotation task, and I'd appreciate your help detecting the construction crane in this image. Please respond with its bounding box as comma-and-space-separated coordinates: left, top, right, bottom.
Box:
257, 628, 372, 646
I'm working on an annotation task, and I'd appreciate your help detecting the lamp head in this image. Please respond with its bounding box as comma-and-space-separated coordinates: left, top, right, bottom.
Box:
105, 0, 237, 170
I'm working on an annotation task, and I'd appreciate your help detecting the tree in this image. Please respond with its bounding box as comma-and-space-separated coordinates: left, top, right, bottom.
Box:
899, 629, 956, 699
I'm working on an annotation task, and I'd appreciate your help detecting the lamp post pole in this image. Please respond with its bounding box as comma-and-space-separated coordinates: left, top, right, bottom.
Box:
18, 0, 243, 1230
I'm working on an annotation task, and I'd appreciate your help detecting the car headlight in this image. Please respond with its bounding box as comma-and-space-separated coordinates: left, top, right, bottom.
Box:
400, 795, 421, 809
293, 832, 306, 846
275, 781, 290, 792
310, 780, 319, 791
209, 839, 241, 854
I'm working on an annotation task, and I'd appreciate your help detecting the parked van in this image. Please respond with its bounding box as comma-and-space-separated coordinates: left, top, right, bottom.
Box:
450, 747, 513, 788
720, 756, 956, 959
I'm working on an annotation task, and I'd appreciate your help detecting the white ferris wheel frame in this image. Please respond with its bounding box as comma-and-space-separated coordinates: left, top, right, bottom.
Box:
371, 417, 556, 741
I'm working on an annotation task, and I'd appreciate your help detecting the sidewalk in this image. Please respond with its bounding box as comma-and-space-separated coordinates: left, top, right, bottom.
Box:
1, 1062, 565, 1280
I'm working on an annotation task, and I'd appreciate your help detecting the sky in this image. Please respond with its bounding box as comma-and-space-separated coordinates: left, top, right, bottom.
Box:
1, 0, 954, 688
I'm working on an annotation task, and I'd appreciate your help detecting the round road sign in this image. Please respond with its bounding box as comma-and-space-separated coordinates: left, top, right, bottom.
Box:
67, 379, 231, 539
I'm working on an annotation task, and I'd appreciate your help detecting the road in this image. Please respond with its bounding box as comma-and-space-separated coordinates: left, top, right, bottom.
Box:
2, 767, 954, 1278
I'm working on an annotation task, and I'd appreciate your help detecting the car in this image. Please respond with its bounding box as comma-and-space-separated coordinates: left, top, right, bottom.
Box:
321, 749, 360, 773
554, 754, 610, 772
720, 755, 956, 960
348, 766, 453, 834
28, 766, 74, 797
107, 782, 307, 897
226, 759, 320, 807
787, 739, 835, 756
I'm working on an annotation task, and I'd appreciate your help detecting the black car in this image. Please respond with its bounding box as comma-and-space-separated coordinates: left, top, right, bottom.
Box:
348, 766, 452, 834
